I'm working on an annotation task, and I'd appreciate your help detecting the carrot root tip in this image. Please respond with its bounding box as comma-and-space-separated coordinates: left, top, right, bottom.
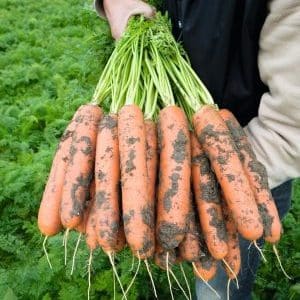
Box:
180, 263, 192, 300
108, 252, 127, 300
64, 228, 70, 266
166, 252, 175, 300
129, 254, 135, 272
87, 250, 93, 300
144, 259, 157, 298
253, 240, 267, 263
273, 245, 292, 280
42, 236, 53, 270
71, 233, 82, 275
227, 278, 231, 300
123, 252, 141, 299
169, 268, 190, 300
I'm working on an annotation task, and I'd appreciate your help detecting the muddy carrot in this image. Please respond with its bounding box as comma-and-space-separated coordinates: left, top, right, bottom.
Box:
179, 192, 201, 262
221, 196, 241, 279
193, 105, 263, 241
192, 226, 218, 282
95, 114, 121, 254
191, 132, 228, 259
61, 104, 102, 229
85, 181, 98, 251
38, 105, 84, 237
219, 109, 281, 243
145, 119, 158, 211
118, 104, 155, 259
154, 245, 176, 270
157, 106, 191, 250
114, 223, 126, 253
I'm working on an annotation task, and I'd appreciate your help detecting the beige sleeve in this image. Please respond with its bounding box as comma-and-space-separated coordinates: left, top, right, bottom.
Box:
244, 0, 300, 189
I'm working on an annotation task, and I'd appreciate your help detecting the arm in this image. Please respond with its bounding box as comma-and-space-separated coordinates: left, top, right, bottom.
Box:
94, 0, 155, 39
244, 0, 300, 189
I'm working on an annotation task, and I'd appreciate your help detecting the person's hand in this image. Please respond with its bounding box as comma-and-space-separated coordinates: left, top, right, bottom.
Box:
103, 0, 155, 40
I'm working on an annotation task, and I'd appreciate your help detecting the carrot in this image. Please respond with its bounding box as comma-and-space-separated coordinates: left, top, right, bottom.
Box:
85, 181, 98, 251
193, 105, 263, 241
60, 104, 102, 229
192, 229, 218, 282
114, 222, 126, 253
118, 104, 155, 259
193, 251, 217, 282
156, 106, 191, 250
95, 114, 121, 253
154, 245, 176, 270
74, 200, 90, 234
178, 191, 201, 262
191, 132, 228, 259
145, 119, 158, 212
219, 109, 281, 243
38, 106, 85, 237
221, 196, 241, 279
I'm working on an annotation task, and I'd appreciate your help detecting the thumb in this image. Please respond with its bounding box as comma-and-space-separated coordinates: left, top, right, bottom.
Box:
111, 3, 156, 40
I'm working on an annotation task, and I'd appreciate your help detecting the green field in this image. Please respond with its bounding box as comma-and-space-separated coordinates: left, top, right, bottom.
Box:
0, 0, 299, 299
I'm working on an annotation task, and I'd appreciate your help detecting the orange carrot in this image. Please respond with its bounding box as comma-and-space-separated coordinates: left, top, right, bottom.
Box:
95, 114, 121, 253
221, 196, 241, 279
193, 105, 263, 241
193, 258, 217, 282
118, 104, 155, 259
193, 229, 217, 282
114, 222, 126, 253
179, 192, 201, 262
38, 105, 84, 237
85, 181, 98, 251
157, 106, 191, 250
154, 245, 176, 270
191, 132, 228, 259
145, 119, 158, 205
219, 109, 281, 243
61, 104, 102, 229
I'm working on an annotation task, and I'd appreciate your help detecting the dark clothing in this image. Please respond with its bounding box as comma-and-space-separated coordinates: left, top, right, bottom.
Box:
195, 180, 293, 299
164, 0, 269, 126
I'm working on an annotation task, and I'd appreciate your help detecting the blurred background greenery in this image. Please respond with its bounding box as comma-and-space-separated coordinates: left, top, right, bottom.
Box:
0, 0, 299, 299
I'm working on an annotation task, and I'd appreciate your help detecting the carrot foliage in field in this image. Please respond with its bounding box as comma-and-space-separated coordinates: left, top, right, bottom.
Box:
0, 0, 299, 299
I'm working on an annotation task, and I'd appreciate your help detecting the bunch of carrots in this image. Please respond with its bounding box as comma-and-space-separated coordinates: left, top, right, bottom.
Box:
37, 14, 290, 300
